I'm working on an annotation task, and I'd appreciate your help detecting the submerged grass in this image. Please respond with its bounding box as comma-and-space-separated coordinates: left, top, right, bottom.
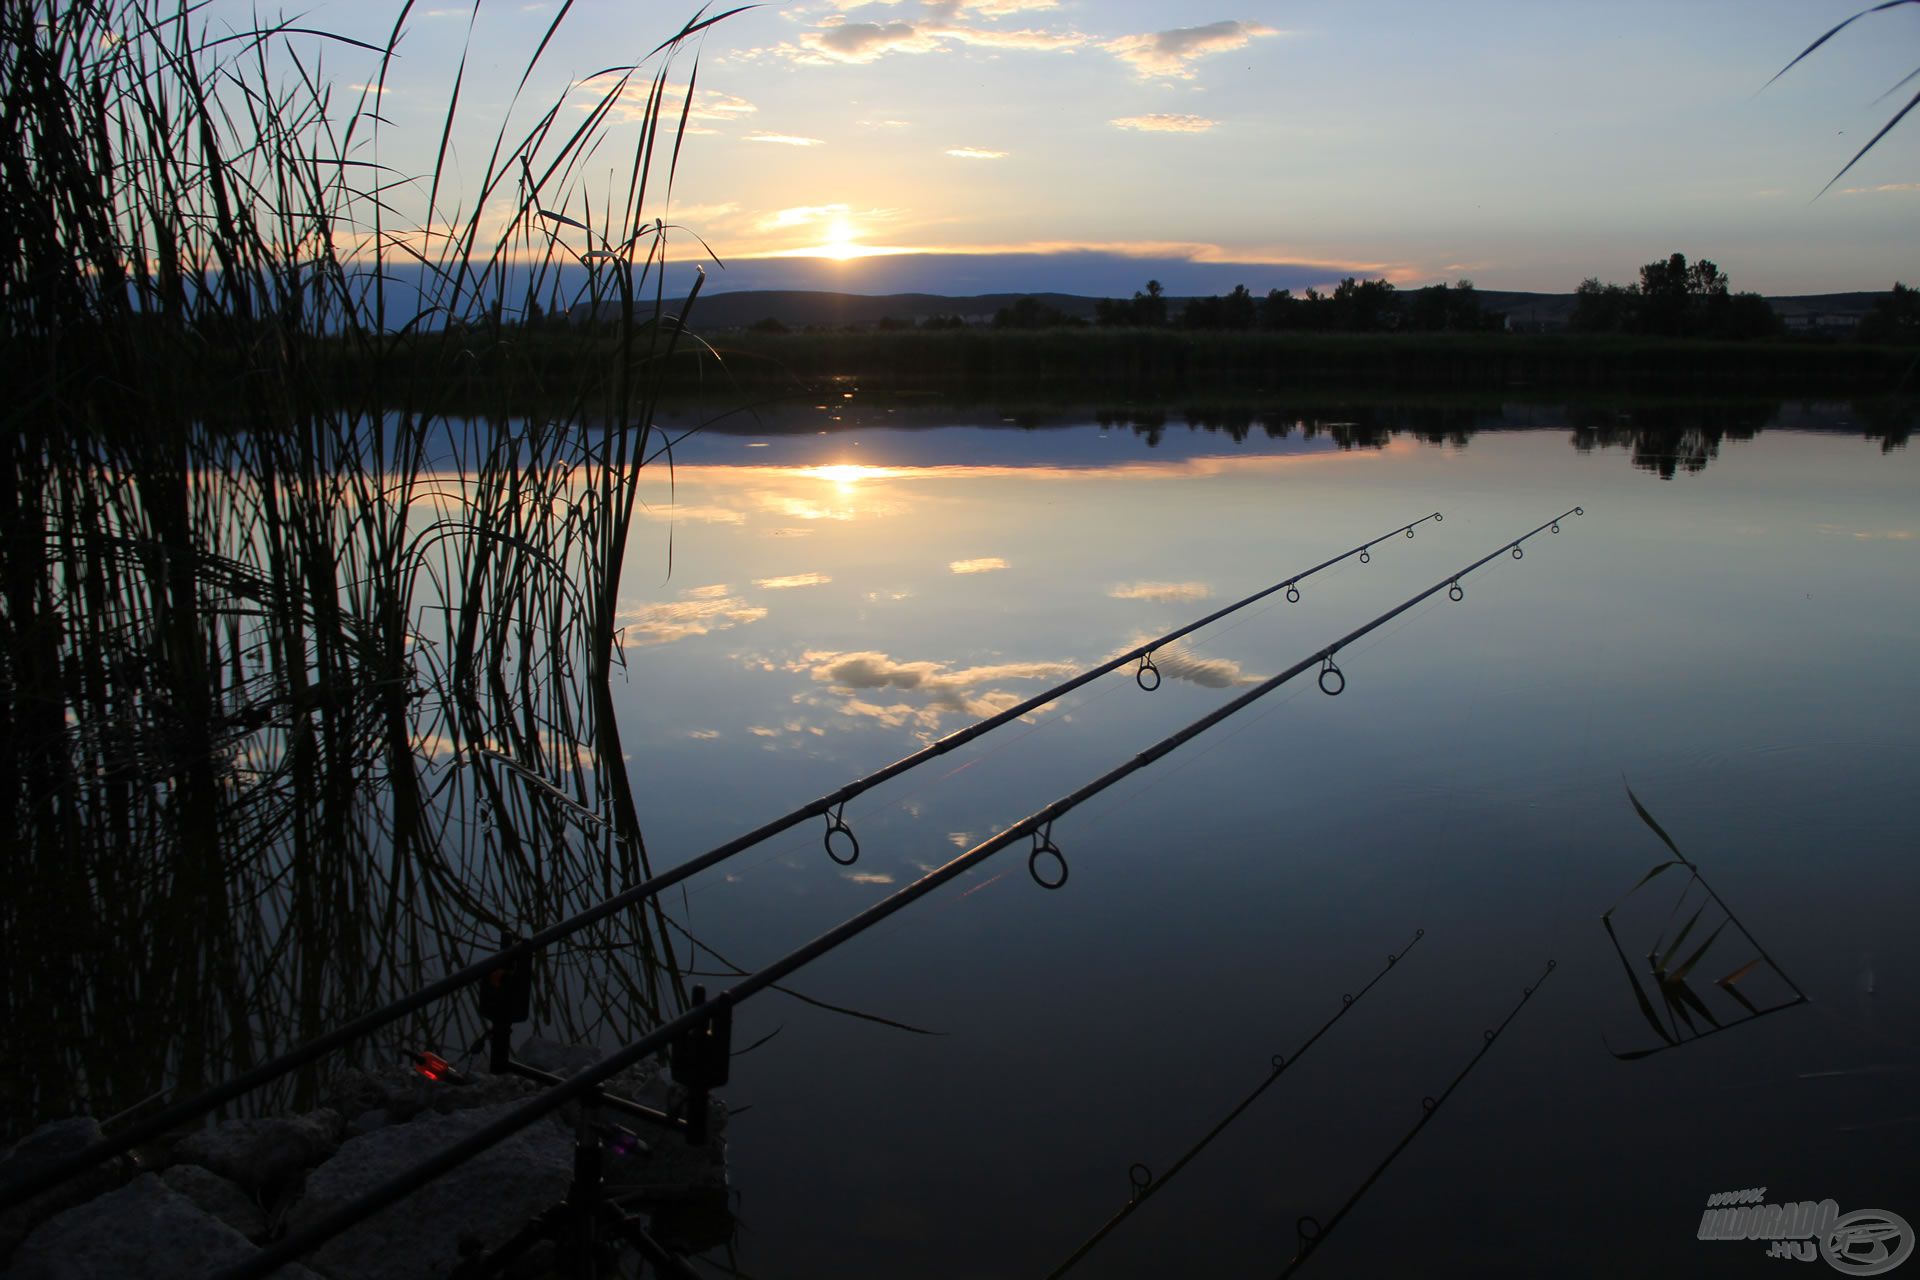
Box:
0, 0, 737, 1132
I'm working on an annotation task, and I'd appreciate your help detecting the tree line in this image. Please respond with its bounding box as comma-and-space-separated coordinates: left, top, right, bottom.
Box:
1569, 253, 1779, 339
1067, 278, 1495, 333
732, 259, 1919, 344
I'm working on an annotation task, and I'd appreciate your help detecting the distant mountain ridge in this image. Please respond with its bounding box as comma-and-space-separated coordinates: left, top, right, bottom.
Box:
680, 288, 1893, 331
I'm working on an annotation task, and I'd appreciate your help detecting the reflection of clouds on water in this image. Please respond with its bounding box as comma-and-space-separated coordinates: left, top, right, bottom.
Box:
1110, 580, 1210, 602
949, 557, 1007, 574
617, 584, 768, 645
753, 490, 855, 522
634, 502, 745, 525
843, 871, 895, 885
754, 571, 832, 589
1121, 637, 1261, 688
788, 648, 1078, 729
1814, 524, 1914, 541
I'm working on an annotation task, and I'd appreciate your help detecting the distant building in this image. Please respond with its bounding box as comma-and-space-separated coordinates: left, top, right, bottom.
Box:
1782, 313, 1861, 335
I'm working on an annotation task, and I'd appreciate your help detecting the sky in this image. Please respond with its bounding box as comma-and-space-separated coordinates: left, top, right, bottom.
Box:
285, 0, 1916, 296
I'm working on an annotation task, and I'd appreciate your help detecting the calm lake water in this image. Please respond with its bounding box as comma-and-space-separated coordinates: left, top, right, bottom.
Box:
598, 400, 1919, 1277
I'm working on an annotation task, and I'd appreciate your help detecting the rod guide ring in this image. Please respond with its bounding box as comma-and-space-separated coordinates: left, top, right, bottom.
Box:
1128, 1163, 1153, 1199
824, 804, 859, 865
1285, 582, 1300, 604
1029, 822, 1068, 890
1448, 581, 1463, 602
1319, 656, 1345, 696
1136, 653, 1161, 692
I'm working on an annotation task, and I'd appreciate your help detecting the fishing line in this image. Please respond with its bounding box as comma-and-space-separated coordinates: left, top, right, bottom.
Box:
1045, 929, 1426, 1279
1279, 958, 1558, 1277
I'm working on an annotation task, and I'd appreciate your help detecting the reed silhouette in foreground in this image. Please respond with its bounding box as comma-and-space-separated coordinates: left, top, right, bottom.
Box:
1601, 787, 1808, 1061
0, 0, 741, 1136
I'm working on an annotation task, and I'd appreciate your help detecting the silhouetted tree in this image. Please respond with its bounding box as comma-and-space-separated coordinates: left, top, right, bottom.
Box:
1181, 283, 1258, 329
1407, 280, 1487, 332
1260, 288, 1301, 330
993, 297, 1084, 329
1330, 277, 1398, 331
1860, 283, 1920, 345
1096, 279, 1169, 327
1570, 277, 1639, 333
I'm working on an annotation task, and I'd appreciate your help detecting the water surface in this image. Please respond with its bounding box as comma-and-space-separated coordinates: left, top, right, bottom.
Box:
601, 401, 1919, 1277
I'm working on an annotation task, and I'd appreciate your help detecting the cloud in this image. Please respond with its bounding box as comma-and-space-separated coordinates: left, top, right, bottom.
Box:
792, 649, 1078, 727
946, 147, 1008, 160
765, 10, 1084, 66
1110, 581, 1211, 602
950, 556, 1008, 573
844, 871, 897, 885
755, 572, 832, 589
936, 24, 1083, 50
745, 133, 825, 147
1836, 183, 1920, 195
763, 203, 853, 229
688, 729, 721, 740
926, 0, 1059, 16
665, 201, 742, 228
797, 20, 944, 63
1813, 524, 1914, 540
601, 84, 757, 126
617, 586, 767, 646
1103, 20, 1278, 78
1111, 113, 1217, 133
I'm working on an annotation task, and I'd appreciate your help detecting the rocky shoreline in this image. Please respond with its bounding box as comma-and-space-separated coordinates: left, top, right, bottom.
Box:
0, 1040, 728, 1279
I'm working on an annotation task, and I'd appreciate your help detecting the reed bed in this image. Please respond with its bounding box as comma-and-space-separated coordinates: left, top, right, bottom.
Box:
0, 0, 731, 1132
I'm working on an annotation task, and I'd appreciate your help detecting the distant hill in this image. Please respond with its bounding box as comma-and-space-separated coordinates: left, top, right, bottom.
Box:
677, 287, 1894, 332
681, 290, 1102, 329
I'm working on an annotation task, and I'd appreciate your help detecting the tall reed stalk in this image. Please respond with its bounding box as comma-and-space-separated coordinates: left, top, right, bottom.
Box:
0, 0, 731, 1132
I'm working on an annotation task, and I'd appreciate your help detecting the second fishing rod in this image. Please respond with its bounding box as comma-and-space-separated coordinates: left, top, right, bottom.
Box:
4, 509, 1442, 1210
223, 505, 1584, 1280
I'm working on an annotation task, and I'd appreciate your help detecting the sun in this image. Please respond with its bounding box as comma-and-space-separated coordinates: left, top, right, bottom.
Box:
820, 217, 861, 261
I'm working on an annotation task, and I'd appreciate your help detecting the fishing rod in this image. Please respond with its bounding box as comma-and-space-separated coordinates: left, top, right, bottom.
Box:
222, 507, 1583, 1279
1045, 928, 1426, 1280
3, 510, 1442, 1209
1279, 958, 1557, 1277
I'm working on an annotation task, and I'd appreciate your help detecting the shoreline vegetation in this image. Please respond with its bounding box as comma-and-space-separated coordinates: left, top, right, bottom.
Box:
323, 264, 1920, 403
2, 0, 722, 1149
321, 324, 1920, 403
